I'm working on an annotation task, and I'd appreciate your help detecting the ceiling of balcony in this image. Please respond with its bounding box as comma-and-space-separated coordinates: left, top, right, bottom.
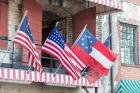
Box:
36, 0, 87, 17
36, 0, 123, 18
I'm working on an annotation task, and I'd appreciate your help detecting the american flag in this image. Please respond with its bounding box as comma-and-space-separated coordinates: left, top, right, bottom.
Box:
42, 27, 85, 80
64, 43, 86, 76
13, 12, 42, 73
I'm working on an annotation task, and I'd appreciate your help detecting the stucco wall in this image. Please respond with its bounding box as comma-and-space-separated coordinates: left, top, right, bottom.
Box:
0, 82, 80, 93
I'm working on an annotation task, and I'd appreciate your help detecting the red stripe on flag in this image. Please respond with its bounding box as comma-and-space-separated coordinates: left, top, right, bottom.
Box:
13, 31, 42, 72
42, 41, 79, 80
93, 41, 117, 62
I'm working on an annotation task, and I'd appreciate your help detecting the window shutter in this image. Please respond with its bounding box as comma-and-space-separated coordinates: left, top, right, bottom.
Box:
73, 7, 96, 41
0, 0, 8, 48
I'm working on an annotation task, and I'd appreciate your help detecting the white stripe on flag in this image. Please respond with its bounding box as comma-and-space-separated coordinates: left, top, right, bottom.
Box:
90, 47, 114, 69
42, 46, 78, 79
65, 45, 86, 68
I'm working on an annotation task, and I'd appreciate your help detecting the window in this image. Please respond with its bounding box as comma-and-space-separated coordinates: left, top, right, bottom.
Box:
120, 23, 138, 65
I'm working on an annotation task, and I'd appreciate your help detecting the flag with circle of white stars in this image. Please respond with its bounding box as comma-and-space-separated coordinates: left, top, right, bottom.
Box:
19, 16, 34, 43
13, 14, 42, 73
72, 28, 117, 76
77, 28, 97, 54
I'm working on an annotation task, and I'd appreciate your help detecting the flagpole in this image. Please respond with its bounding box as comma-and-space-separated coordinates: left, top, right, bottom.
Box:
12, 10, 28, 43
72, 24, 87, 47
53, 21, 62, 77
14, 10, 29, 72
16, 10, 28, 32
12, 10, 28, 49
27, 67, 32, 74
53, 64, 61, 77
80, 66, 89, 76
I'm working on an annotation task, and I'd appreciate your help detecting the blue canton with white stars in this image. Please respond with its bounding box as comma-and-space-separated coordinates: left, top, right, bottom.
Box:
77, 28, 97, 54
48, 28, 65, 49
19, 16, 34, 43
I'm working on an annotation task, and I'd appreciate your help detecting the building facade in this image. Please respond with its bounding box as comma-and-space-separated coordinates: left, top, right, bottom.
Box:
0, 0, 123, 93
114, 0, 140, 92
95, 0, 140, 92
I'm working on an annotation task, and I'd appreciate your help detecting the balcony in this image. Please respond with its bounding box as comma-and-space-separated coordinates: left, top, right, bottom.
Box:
0, 39, 100, 87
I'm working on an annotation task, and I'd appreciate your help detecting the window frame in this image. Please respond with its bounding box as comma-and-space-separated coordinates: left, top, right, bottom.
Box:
120, 22, 138, 65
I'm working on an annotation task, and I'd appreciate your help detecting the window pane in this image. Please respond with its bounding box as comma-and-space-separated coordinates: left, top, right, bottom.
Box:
120, 23, 137, 65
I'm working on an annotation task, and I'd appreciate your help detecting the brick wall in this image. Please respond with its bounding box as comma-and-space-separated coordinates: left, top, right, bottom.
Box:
117, 1, 140, 80
66, 16, 74, 44
120, 66, 140, 80
8, 0, 22, 41
5, 0, 22, 64
128, 0, 140, 5
96, 15, 104, 41
116, 19, 140, 80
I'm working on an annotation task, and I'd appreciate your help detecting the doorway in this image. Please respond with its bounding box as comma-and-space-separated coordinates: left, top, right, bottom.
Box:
41, 11, 66, 74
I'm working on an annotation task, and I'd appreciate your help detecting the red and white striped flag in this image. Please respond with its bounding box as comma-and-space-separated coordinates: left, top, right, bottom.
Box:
73, 27, 117, 75
42, 27, 86, 80
13, 11, 42, 73
72, 27, 117, 83
64, 43, 86, 76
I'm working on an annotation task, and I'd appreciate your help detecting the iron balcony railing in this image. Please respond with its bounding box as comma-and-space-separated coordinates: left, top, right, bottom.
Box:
0, 38, 67, 74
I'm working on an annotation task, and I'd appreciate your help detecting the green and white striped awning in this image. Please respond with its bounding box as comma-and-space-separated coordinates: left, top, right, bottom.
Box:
115, 80, 140, 93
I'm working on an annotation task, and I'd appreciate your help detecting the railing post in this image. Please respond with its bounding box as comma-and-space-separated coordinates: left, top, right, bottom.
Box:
11, 42, 14, 68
